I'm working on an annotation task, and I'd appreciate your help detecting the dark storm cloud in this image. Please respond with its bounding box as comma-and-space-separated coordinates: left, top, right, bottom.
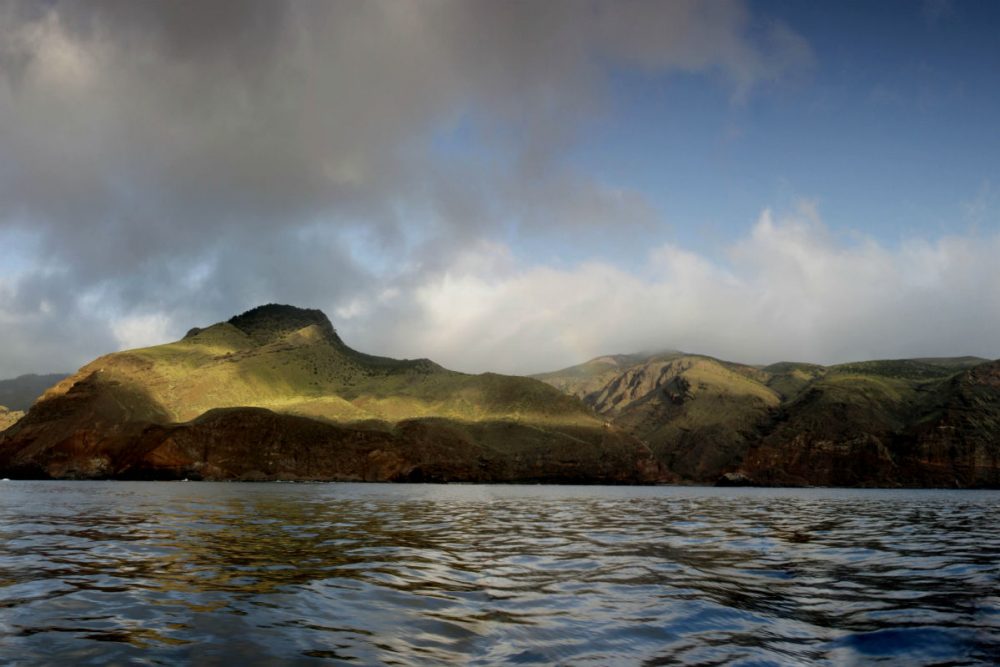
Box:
0, 0, 810, 376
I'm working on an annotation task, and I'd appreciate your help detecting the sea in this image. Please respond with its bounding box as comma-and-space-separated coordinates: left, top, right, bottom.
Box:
1, 482, 997, 665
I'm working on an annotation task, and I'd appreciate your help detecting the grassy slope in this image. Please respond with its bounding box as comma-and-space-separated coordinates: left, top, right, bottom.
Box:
761, 359, 979, 448
0, 407, 24, 432
41, 308, 599, 431
761, 362, 828, 400
766, 372, 938, 442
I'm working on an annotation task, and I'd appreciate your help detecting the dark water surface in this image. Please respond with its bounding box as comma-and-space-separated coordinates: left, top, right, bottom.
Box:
0, 482, 997, 665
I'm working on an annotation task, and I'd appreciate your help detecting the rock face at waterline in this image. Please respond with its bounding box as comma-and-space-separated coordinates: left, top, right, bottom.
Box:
0, 305, 667, 483
535, 354, 1000, 488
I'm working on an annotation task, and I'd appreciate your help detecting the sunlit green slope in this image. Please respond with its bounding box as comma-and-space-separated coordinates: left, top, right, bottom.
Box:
0, 305, 663, 482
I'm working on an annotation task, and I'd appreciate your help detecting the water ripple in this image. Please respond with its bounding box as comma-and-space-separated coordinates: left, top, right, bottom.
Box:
1, 482, 998, 665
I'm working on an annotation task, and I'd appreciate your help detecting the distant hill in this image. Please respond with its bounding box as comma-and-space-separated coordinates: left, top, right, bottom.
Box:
0, 373, 68, 411
535, 353, 1000, 487
0, 305, 664, 483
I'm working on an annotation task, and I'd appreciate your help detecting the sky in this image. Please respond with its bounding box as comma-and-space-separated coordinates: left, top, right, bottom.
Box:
1, 0, 999, 377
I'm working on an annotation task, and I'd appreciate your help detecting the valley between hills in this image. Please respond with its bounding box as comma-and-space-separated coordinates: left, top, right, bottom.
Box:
1, 304, 998, 487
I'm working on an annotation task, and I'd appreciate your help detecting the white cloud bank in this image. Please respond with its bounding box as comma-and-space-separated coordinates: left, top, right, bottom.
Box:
337, 205, 1000, 374
2, 203, 997, 377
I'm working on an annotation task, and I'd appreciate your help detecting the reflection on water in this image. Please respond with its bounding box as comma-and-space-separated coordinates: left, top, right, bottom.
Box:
1, 482, 998, 665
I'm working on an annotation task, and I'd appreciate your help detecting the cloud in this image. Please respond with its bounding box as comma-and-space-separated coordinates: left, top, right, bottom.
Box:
0, 1, 812, 376
339, 205, 1000, 374
111, 312, 174, 351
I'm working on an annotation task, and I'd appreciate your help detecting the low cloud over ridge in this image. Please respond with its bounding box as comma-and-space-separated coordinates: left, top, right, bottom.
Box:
340, 205, 1000, 374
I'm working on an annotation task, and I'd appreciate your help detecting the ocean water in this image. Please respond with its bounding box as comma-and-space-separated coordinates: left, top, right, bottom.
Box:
0, 482, 997, 665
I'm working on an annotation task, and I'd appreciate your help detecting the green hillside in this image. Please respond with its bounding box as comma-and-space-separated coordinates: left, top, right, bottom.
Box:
0, 406, 23, 432
69, 304, 593, 428
0, 305, 663, 482
536, 351, 1000, 486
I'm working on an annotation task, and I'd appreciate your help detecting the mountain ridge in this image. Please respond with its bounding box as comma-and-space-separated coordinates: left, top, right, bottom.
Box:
2, 307, 997, 486
534, 352, 999, 487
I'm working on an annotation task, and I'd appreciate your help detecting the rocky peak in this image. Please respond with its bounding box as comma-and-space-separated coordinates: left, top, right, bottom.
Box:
226, 304, 344, 347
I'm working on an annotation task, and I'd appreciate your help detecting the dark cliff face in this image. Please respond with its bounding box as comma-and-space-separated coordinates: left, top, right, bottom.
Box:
0, 400, 667, 484
898, 361, 1000, 487
0, 305, 669, 484
227, 304, 344, 347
